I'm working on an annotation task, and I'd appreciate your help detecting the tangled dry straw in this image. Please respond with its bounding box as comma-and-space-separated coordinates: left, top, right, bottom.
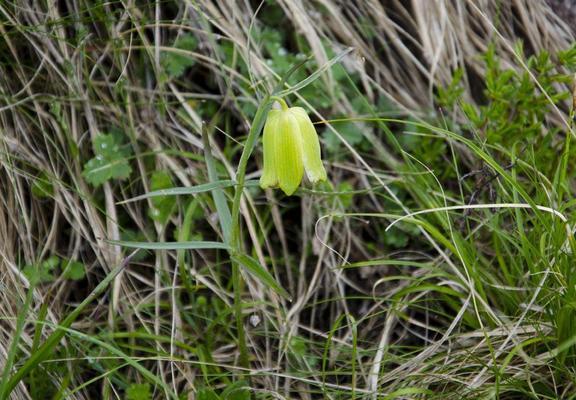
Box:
0, 0, 574, 398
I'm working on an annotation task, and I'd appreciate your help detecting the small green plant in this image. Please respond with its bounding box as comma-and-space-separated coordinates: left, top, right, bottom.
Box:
83, 133, 132, 186
22, 256, 85, 284
437, 42, 576, 177
108, 48, 351, 381
125, 383, 152, 400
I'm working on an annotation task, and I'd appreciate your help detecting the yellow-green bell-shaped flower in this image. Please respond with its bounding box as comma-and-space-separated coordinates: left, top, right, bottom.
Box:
260, 102, 327, 195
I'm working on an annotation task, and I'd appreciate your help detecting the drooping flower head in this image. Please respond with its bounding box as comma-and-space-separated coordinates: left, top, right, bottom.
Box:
259, 101, 327, 195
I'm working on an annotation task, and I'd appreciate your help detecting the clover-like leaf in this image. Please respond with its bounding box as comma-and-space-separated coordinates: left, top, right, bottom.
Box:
82, 134, 132, 186
22, 256, 60, 284
61, 260, 86, 281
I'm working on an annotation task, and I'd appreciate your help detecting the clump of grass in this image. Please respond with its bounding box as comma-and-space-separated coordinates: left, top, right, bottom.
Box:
0, 1, 575, 399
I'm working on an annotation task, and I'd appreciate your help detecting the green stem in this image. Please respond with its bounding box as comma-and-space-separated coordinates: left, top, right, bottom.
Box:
231, 262, 247, 369
230, 94, 273, 245
270, 96, 288, 111
229, 94, 275, 371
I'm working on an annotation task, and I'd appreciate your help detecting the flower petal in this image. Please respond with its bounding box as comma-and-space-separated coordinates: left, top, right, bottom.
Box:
275, 111, 303, 195
290, 107, 327, 184
259, 110, 280, 189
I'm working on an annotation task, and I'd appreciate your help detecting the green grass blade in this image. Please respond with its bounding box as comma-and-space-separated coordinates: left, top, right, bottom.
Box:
278, 47, 354, 97
233, 254, 291, 301
117, 180, 237, 204
0, 282, 35, 399
178, 199, 199, 295
107, 240, 230, 250
1, 256, 131, 399
201, 124, 233, 244
37, 324, 178, 399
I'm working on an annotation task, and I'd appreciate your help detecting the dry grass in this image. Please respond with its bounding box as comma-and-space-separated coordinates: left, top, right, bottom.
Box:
0, 0, 575, 398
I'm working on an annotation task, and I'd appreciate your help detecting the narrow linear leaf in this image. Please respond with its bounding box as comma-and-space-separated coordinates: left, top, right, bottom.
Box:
202, 124, 233, 244
383, 388, 434, 399
118, 180, 237, 204
278, 47, 354, 97
0, 283, 35, 399
108, 240, 230, 251
178, 200, 199, 295
233, 254, 291, 301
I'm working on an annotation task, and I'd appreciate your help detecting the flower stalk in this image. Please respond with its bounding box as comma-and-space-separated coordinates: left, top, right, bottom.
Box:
228, 93, 327, 370
229, 94, 273, 370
